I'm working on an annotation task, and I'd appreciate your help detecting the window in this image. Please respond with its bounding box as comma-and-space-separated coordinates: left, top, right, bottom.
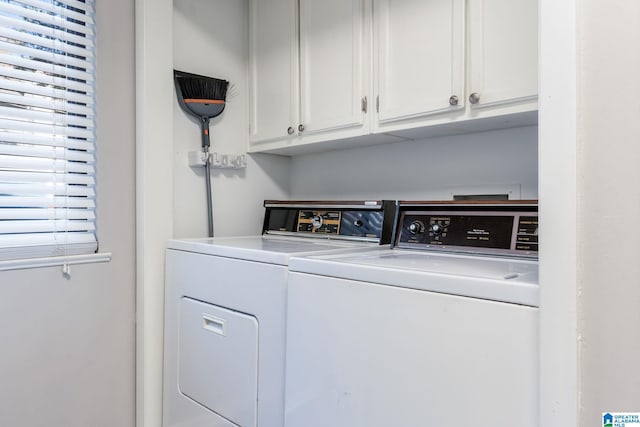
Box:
0, 0, 97, 261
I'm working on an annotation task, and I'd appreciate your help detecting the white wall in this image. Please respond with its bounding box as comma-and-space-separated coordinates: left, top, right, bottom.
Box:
0, 1, 136, 426
136, 0, 174, 426
540, 1, 640, 425
578, 0, 640, 423
538, 1, 579, 425
173, 0, 289, 238
290, 126, 538, 200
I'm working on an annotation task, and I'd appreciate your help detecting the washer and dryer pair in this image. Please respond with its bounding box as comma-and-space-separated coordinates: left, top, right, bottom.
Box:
163, 200, 539, 427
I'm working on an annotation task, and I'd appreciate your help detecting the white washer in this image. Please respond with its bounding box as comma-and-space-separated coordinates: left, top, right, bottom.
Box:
284, 201, 539, 427
163, 201, 395, 427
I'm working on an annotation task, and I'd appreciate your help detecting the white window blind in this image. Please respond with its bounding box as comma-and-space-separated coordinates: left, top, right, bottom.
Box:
0, 0, 97, 261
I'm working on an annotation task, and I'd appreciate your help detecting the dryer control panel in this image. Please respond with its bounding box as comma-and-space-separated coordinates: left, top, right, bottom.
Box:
394, 201, 538, 258
263, 200, 396, 244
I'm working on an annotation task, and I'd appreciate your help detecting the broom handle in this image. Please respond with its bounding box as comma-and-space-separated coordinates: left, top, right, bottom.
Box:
204, 150, 214, 237
201, 117, 214, 237
200, 117, 210, 150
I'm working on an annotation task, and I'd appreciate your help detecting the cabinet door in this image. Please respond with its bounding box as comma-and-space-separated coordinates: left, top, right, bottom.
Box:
298, 0, 367, 136
374, 0, 465, 124
468, 0, 538, 108
249, 0, 298, 144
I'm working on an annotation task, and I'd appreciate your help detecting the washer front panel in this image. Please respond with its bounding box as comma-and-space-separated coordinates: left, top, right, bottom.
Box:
285, 272, 538, 427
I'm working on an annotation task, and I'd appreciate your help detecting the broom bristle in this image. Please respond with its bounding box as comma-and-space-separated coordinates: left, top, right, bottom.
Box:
175, 70, 229, 101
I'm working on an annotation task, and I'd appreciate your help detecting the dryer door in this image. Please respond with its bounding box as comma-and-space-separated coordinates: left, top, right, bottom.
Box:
179, 297, 259, 427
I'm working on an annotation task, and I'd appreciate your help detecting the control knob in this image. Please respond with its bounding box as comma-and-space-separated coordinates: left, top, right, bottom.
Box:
430, 223, 444, 235
408, 221, 424, 235
311, 215, 323, 229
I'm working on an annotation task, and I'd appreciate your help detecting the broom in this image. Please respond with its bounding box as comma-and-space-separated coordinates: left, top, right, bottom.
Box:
174, 70, 230, 238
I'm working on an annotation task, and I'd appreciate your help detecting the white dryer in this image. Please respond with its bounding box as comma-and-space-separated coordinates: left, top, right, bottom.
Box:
284, 200, 539, 427
163, 200, 395, 427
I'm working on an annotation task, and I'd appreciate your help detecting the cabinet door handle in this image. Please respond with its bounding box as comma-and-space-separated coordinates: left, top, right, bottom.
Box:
298, 124, 305, 132
287, 126, 294, 135
449, 95, 459, 106
469, 92, 481, 104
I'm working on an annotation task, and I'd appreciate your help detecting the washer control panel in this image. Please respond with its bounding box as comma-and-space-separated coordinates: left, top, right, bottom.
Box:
263, 200, 396, 244
394, 201, 538, 258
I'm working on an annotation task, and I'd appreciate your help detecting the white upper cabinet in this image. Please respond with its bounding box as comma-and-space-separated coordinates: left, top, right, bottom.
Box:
374, 0, 465, 124
373, 0, 538, 136
248, 0, 539, 155
467, 0, 538, 109
249, 0, 298, 145
249, 0, 369, 152
299, 0, 367, 136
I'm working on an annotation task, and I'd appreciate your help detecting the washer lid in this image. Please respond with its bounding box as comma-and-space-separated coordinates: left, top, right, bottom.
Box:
168, 236, 381, 265
288, 250, 539, 307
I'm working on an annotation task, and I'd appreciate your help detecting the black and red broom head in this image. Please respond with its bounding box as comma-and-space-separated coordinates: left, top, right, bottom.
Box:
174, 69, 230, 120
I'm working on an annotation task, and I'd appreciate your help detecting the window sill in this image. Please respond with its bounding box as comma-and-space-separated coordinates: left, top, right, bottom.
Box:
0, 253, 112, 272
